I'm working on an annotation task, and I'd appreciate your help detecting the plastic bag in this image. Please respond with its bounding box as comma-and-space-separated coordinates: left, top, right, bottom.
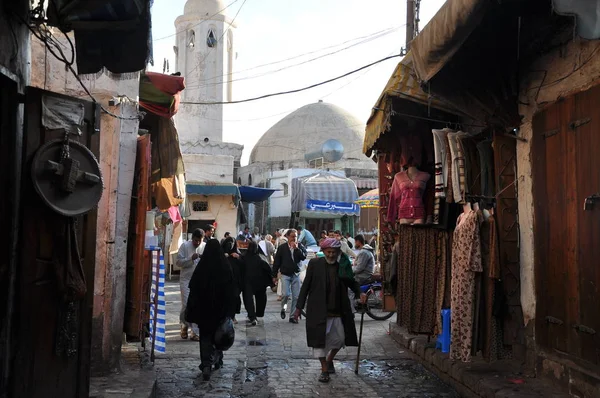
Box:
214, 317, 235, 351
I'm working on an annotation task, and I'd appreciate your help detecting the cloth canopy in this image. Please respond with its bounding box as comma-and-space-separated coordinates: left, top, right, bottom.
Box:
291, 173, 360, 216
186, 183, 240, 206
363, 52, 465, 156
355, 188, 379, 209
410, 0, 489, 84
140, 72, 185, 118
47, 0, 153, 76
239, 186, 278, 203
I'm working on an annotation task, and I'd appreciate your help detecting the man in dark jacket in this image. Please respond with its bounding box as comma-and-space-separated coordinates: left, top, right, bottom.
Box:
272, 229, 307, 323
294, 238, 366, 383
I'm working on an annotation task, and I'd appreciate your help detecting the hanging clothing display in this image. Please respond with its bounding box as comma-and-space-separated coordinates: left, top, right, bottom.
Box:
444, 134, 454, 203
450, 209, 483, 362
447, 132, 466, 203
477, 140, 496, 199
432, 129, 450, 197
458, 135, 482, 197
387, 169, 431, 223
396, 226, 448, 335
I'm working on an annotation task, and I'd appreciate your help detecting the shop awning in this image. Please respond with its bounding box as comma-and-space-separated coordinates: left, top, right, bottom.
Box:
349, 177, 378, 190
140, 72, 186, 118
239, 186, 279, 203
355, 188, 379, 209
186, 183, 240, 205
363, 53, 463, 156
47, 0, 153, 76
410, 0, 489, 84
291, 173, 360, 216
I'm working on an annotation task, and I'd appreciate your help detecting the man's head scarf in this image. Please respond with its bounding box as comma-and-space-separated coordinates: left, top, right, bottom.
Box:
320, 238, 341, 249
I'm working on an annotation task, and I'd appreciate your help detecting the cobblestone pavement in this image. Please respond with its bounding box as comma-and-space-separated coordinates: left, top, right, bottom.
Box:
155, 279, 458, 398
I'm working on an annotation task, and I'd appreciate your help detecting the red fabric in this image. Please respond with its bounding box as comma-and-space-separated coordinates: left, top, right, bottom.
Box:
140, 72, 185, 118
387, 170, 430, 222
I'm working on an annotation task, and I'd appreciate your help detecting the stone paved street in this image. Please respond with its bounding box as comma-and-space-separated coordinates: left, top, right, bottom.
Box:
155, 279, 458, 398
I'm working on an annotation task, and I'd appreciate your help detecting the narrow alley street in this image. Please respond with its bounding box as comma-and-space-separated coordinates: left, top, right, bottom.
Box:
154, 280, 458, 398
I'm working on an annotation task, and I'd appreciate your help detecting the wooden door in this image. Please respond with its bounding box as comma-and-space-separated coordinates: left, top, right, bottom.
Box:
10, 88, 99, 397
533, 85, 600, 366
124, 135, 152, 339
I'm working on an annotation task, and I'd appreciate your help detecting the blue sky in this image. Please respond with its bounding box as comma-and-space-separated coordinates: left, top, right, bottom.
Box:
150, 0, 446, 165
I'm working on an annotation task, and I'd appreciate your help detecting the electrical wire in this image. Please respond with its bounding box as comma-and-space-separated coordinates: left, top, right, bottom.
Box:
185, 0, 248, 78
321, 50, 396, 100
152, 0, 241, 42
190, 25, 404, 88
184, 27, 400, 90
181, 54, 401, 105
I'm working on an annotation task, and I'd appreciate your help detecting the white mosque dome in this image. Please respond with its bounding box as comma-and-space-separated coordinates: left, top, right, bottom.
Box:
184, 0, 227, 17
250, 101, 370, 165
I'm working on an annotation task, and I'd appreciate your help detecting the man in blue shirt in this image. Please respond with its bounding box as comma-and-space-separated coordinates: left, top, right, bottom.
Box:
297, 225, 317, 247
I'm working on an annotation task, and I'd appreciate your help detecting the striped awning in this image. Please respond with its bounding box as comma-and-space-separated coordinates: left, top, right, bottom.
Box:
349, 177, 378, 190
291, 172, 360, 216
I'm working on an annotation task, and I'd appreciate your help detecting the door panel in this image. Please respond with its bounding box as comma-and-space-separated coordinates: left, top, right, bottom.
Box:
125, 135, 152, 339
573, 87, 600, 365
11, 88, 99, 397
533, 85, 600, 366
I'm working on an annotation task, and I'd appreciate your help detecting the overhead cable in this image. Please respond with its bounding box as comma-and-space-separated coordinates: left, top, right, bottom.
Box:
180, 54, 401, 105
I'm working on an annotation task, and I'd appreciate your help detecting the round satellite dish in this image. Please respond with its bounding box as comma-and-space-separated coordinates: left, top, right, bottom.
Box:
321, 139, 344, 163
31, 139, 104, 217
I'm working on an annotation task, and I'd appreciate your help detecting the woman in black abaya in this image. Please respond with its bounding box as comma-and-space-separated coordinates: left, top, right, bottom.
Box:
186, 239, 236, 381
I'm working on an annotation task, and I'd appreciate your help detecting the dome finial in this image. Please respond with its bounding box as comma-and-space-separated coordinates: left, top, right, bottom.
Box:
318, 99, 323, 103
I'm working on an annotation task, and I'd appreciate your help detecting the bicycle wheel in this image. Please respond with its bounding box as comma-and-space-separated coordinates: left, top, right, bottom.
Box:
366, 287, 394, 321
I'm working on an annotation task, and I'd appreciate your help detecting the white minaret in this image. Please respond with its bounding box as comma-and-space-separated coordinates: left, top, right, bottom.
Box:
174, 0, 235, 148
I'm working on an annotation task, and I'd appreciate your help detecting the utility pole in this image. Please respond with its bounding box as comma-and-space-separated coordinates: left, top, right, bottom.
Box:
406, 0, 415, 51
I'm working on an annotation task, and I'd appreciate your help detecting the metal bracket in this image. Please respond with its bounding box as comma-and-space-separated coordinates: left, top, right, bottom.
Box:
545, 316, 564, 325
573, 324, 597, 335
542, 129, 559, 139
584, 193, 600, 211
570, 117, 591, 130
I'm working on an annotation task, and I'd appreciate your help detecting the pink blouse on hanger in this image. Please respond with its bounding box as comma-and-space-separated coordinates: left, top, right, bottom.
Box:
387, 171, 430, 222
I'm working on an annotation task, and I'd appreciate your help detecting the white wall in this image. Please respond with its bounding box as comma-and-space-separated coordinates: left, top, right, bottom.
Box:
187, 194, 238, 238
184, 153, 234, 183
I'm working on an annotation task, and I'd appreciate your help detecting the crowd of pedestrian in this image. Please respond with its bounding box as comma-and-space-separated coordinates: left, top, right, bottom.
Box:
176, 224, 374, 382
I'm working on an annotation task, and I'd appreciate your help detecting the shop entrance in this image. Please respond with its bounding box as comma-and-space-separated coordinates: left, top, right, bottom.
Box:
305, 218, 334, 236
532, 84, 600, 366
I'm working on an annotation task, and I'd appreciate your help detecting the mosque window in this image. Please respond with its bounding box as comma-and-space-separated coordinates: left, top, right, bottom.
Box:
188, 30, 195, 48
207, 29, 217, 48
237, 177, 242, 185
248, 174, 253, 186
193, 200, 209, 212
281, 183, 289, 196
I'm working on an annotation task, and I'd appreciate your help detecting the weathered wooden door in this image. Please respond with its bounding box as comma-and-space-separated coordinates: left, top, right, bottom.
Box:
10, 88, 99, 397
533, 85, 600, 366
125, 135, 152, 339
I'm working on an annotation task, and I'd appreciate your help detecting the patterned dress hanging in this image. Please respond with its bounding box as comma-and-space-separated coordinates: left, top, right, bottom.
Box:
450, 210, 482, 362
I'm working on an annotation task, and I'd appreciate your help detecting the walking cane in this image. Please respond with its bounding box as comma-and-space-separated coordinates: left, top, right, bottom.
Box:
354, 302, 366, 374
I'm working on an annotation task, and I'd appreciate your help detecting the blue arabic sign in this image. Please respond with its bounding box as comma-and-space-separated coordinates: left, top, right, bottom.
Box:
306, 199, 360, 215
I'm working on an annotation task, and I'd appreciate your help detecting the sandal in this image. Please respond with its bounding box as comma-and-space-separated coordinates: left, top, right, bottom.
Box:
189, 333, 200, 341
318, 371, 330, 383
327, 361, 335, 374
180, 327, 188, 340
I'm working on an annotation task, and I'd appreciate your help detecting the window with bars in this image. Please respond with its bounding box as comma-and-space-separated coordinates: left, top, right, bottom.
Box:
192, 200, 209, 212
